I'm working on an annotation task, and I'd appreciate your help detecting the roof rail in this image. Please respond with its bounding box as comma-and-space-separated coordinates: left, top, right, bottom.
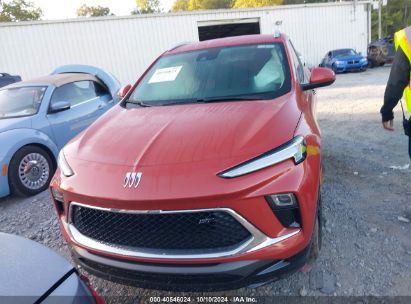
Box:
169, 41, 193, 51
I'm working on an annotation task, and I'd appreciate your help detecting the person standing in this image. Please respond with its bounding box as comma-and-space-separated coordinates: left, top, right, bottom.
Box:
381, 26, 411, 158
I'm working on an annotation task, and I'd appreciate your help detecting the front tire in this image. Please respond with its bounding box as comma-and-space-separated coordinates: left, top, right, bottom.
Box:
308, 190, 322, 263
9, 145, 54, 197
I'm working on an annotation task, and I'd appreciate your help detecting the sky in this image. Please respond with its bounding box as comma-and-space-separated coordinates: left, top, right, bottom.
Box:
32, 0, 174, 20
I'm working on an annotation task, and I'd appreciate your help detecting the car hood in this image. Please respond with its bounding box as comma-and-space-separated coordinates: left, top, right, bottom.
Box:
334, 55, 364, 61
63, 94, 301, 200
0, 116, 31, 133
0, 233, 74, 299
68, 94, 300, 167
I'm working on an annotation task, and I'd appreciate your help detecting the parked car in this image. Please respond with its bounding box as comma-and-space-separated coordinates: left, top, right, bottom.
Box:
0, 65, 120, 198
367, 35, 395, 68
51, 34, 335, 291
319, 48, 368, 73
0, 232, 103, 303
0, 72, 21, 88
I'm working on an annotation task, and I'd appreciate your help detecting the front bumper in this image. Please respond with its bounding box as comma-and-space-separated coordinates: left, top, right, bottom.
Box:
70, 243, 310, 291
51, 133, 321, 290
67, 203, 301, 260
0, 177, 10, 198
335, 62, 368, 73
0, 156, 10, 198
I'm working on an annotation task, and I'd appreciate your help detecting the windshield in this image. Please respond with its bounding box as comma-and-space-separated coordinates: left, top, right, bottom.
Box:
333, 49, 357, 57
0, 86, 47, 119
128, 43, 291, 106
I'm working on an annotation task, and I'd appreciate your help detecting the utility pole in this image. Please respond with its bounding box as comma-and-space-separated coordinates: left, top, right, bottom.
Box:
378, 0, 382, 39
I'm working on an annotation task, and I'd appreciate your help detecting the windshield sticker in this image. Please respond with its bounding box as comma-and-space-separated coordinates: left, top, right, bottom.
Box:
148, 66, 182, 84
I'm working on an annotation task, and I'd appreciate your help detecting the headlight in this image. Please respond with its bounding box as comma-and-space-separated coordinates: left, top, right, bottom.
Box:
218, 136, 306, 178
335, 61, 344, 65
51, 187, 64, 202
58, 150, 74, 177
360, 58, 367, 63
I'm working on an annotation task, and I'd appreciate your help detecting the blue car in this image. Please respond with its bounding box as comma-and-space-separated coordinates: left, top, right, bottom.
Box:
0, 65, 120, 198
319, 48, 368, 73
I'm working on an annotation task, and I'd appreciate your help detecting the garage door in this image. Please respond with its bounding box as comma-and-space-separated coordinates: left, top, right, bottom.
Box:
198, 18, 260, 41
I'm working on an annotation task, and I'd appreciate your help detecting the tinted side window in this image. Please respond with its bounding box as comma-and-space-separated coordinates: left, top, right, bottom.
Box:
94, 82, 110, 97
288, 40, 306, 84
51, 81, 98, 107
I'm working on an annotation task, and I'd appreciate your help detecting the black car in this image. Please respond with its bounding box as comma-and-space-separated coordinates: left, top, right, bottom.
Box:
367, 36, 395, 68
0, 72, 21, 88
0, 233, 103, 303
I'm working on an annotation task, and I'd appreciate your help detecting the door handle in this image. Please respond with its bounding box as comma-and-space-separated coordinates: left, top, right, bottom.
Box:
97, 104, 104, 110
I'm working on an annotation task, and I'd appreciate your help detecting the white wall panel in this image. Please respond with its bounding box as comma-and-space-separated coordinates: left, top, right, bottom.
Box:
0, 2, 371, 85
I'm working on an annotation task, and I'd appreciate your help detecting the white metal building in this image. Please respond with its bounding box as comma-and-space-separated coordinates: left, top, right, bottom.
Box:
0, 1, 372, 85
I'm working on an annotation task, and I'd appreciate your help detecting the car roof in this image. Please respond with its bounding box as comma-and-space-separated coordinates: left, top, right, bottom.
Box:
6, 73, 99, 88
331, 48, 354, 52
166, 34, 286, 55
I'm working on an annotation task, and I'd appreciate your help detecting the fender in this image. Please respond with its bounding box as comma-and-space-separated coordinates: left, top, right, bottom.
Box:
0, 128, 59, 161
0, 128, 59, 198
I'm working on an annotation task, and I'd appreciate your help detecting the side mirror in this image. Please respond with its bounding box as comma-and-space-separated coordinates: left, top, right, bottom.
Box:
118, 84, 132, 98
50, 101, 71, 113
301, 67, 335, 91
358, 51, 362, 56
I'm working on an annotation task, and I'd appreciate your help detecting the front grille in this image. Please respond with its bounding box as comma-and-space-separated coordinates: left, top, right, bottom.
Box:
348, 60, 360, 64
71, 205, 252, 253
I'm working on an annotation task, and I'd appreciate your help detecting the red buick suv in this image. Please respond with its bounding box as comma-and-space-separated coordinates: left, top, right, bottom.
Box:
50, 33, 335, 291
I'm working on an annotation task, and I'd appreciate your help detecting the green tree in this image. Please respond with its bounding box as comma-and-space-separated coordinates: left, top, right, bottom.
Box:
188, 0, 233, 10
170, 0, 336, 11
282, 0, 330, 4
76, 4, 112, 17
171, 0, 189, 12
132, 0, 161, 14
371, 0, 411, 39
170, 0, 232, 11
0, 0, 42, 22
233, 0, 283, 8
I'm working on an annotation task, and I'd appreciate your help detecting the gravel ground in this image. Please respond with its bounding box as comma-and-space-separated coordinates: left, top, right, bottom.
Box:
1, 66, 410, 302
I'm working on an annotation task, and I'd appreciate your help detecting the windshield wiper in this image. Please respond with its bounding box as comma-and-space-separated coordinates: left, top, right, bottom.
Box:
198, 96, 263, 103
161, 96, 263, 106
157, 100, 199, 106
130, 96, 264, 107
125, 99, 152, 107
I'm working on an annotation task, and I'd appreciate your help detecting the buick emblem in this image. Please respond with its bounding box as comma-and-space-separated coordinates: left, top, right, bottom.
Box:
123, 172, 142, 188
